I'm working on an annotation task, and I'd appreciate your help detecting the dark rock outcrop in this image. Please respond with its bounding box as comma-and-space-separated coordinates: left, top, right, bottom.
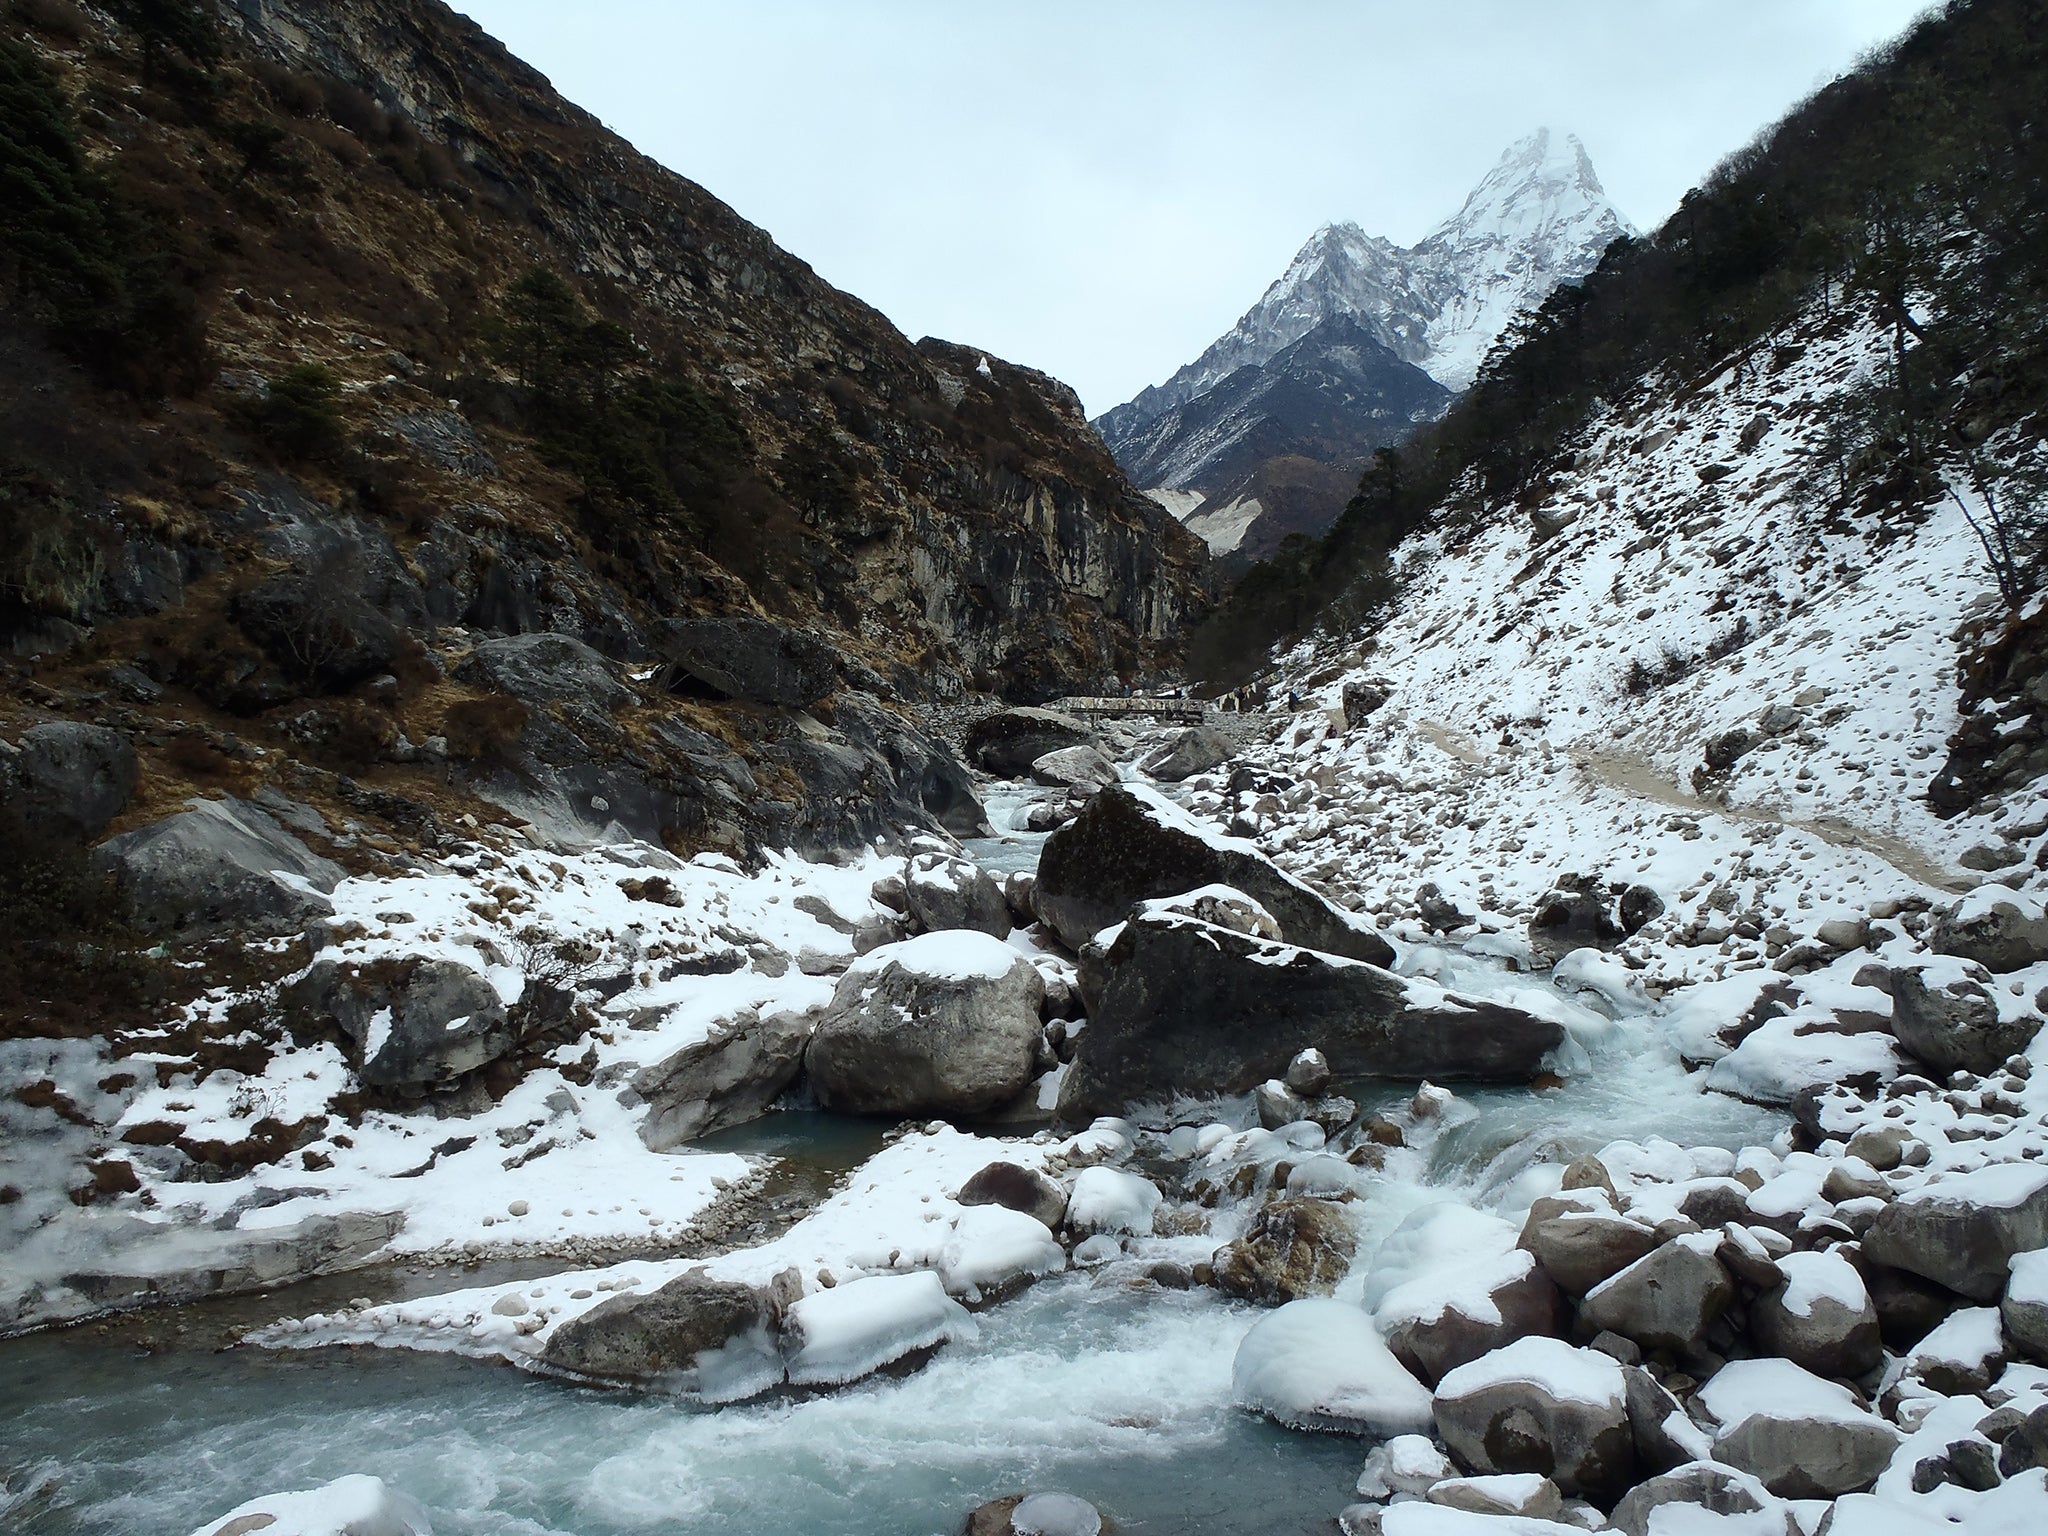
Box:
1034, 784, 1393, 963
964, 709, 1097, 778
92, 797, 345, 937
2, 722, 138, 838
288, 955, 512, 1090
653, 617, 837, 707
1057, 908, 1563, 1119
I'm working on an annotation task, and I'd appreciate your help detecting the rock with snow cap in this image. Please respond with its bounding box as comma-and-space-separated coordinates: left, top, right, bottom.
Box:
782, 1270, 977, 1386
1517, 1198, 1661, 1297
1929, 888, 2048, 973
1697, 1357, 1900, 1498
1425, 1472, 1566, 1519
1606, 1462, 1795, 1536
1029, 745, 1118, 795
2005, 1247, 2048, 1362
1379, 1247, 1567, 1387
1033, 783, 1394, 964
1139, 721, 1236, 782
1749, 1248, 1882, 1378
1863, 1161, 2048, 1301
963, 708, 1097, 778
538, 1270, 781, 1398
1431, 1337, 1636, 1502
806, 931, 1045, 1117
1058, 906, 1562, 1119
1063, 1165, 1161, 1237
1901, 1305, 2008, 1394
1888, 963, 2042, 1075
1577, 1232, 1734, 1356
903, 850, 1012, 939
287, 955, 512, 1091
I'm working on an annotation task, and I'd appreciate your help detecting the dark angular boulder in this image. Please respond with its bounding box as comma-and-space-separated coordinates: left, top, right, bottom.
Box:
1889, 965, 2041, 1075
456, 632, 632, 710
4, 722, 138, 838
91, 797, 345, 937
652, 616, 837, 707
1034, 783, 1393, 963
1056, 908, 1564, 1120
963, 708, 1096, 778
538, 1271, 781, 1398
287, 955, 512, 1090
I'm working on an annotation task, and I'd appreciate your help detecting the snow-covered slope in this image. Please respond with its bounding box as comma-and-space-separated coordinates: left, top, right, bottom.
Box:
1101, 129, 1633, 556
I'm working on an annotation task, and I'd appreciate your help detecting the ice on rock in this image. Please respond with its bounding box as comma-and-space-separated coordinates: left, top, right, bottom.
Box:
1363, 1204, 1519, 1313
1231, 1298, 1435, 1435
1064, 1166, 1161, 1236
937, 1203, 1066, 1299
782, 1271, 976, 1387
184, 1474, 431, 1536
1071, 1234, 1121, 1266
1008, 1492, 1103, 1536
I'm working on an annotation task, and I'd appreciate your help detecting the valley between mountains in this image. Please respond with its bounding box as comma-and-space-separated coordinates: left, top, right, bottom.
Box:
4, 4, 2048, 1536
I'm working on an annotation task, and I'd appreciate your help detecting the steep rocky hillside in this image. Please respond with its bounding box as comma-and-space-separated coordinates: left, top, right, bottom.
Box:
0, 0, 1208, 902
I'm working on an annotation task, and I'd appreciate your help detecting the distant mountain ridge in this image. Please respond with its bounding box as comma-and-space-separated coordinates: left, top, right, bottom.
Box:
1098, 130, 1632, 560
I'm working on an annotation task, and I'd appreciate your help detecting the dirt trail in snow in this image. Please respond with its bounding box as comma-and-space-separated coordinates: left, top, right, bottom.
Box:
1412, 720, 1970, 894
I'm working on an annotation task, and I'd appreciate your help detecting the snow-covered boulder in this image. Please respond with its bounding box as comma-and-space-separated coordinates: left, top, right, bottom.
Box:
1863, 1162, 2048, 1301
1058, 907, 1562, 1119
1378, 1246, 1565, 1387
1033, 782, 1394, 963
1697, 1357, 1900, 1498
1423, 1472, 1565, 1520
286, 955, 511, 1091
903, 850, 1011, 939
1606, 1461, 1794, 1536
1231, 1297, 1434, 1436
1516, 1196, 1659, 1296
806, 932, 1045, 1117
1889, 963, 2042, 1075
1749, 1248, 1881, 1378
185, 1475, 431, 1536
1062, 1165, 1161, 1236
633, 1006, 815, 1149
2005, 1247, 2048, 1363
1212, 1196, 1357, 1303
1901, 1305, 2008, 1395
1578, 1233, 1734, 1355
783, 1271, 976, 1387
957, 1160, 1068, 1231
536, 1270, 780, 1399
936, 1204, 1067, 1299
1432, 1337, 1635, 1502
1930, 887, 2048, 973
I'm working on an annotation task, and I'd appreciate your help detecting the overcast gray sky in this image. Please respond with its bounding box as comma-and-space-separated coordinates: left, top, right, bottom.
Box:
452, 1, 1934, 416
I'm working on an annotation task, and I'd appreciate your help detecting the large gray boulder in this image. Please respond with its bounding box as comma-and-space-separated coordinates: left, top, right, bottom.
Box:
538, 1270, 781, 1399
903, 850, 1011, 938
1034, 783, 1394, 964
1380, 1249, 1566, 1388
1058, 907, 1562, 1120
1750, 1249, 1883, 1378
1433, 1337, 1636, 1503
287, 956, 512, 1090
806, 932, 1045, 1117
652, 616, 836, 707
1578, 1233, 1735, 1356
1888, 964, 2041, 1075
1030, 745, 1117, 794
963, 708, 1095, 778
4, 722, 138, 838
92, 797, 345, 937
1608, 1463, 1794, 1536
457, 632, 632, 709
1863, 1162, 2048, 1301
634, 1007, 814, 1149
1140, 721, 1233, 782
1930, 891, 2048, 973
2006, 1248, 2048, 1364
1517, 1199, 1660, 1296
1699, 1358, 1900, 1498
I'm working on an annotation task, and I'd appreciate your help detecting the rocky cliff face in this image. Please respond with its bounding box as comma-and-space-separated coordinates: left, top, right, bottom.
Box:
0, 0, 1208, 887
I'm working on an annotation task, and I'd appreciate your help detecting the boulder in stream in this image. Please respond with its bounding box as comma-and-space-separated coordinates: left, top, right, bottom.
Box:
1057, 906, 1563, 1120
1033, 783, 1393, 964
807, 931, 1044, 1117
538, 1270, 782, 1399
964, 708, 1096, 778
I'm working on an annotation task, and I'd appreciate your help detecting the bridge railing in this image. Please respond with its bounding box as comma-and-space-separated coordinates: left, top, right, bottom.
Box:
1053, 695, 1207, 721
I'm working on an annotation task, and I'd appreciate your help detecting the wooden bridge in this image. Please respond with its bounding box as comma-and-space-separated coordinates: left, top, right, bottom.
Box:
1052, 695, 1208, 726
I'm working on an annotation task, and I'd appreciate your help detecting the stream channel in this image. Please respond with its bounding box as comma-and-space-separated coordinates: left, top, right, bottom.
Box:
0, 780, 1783, 1536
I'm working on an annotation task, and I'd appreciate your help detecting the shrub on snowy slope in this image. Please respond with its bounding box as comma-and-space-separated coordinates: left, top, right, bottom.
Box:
1193, 0, 2048, 677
